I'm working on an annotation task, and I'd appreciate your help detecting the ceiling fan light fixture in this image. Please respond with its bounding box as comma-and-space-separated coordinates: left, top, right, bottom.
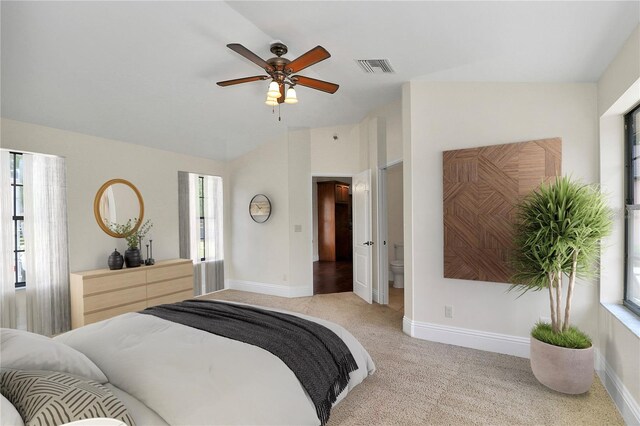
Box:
265, 96, 278, 106
284, 87, 298, 104
267, 81, 280, 98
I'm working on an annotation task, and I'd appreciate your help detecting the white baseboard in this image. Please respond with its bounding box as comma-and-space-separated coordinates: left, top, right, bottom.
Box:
403, 316, 530, 358
312, 255, 319, 262
595, 349, 640, 425
226, 280, 312, 298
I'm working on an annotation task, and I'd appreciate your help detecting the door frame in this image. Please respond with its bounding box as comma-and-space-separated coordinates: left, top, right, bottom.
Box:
377, 167, 389, 305
310, 172, 354, 296
377, 159, 403, 305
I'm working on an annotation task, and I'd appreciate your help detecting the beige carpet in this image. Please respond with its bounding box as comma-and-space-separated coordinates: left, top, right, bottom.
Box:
202, 289, 623, 426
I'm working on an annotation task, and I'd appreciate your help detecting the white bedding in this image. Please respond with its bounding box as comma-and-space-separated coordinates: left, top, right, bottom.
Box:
55, 303, 375, 426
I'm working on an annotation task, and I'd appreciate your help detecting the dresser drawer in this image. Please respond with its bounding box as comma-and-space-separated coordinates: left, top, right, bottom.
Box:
83, 270, 146, 296
71, 259, 194, 329
84, 301, 147, 326
146, 262, 192, 283
147, 276, 193, 299
84, 285, 147, 314
147, 289, 194, 308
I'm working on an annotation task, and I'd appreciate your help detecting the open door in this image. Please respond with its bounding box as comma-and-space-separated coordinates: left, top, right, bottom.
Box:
352, 169, 373, 303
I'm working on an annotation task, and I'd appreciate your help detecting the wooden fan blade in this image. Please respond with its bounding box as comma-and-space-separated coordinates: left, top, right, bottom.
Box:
286, 46, 330, 73
292, 75, 339, 94
278, 82, 285, 103
227, 44, 274, 72
216, 75, 268, 87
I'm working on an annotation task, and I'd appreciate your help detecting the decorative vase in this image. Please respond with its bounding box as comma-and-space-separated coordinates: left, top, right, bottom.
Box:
124, 248, 142, 268
107, 249, 124, 270
530, 336, 594, 394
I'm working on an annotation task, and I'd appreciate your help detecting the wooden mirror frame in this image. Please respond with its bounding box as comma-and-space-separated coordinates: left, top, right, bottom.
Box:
93, 178, 144, 238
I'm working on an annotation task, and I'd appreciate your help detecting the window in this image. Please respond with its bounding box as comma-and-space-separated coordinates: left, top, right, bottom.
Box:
2, 150, 69, 334
9, 152, 25, 288
198, 176, 206, 261
625, 103, 640, 316
178, 171, 224, 295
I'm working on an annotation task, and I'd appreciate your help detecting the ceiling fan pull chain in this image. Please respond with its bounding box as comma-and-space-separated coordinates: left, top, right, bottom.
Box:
278, 104, 281, 122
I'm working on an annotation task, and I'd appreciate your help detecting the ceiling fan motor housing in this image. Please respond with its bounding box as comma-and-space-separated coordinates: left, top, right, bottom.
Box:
270, 42, 288, 57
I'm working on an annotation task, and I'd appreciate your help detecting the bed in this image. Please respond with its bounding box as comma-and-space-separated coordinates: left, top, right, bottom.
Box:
0, 299, 375, 426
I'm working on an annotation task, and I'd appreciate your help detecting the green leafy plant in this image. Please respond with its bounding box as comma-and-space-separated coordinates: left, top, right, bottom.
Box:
510, 176, 612, 346
106, 218, 153, 249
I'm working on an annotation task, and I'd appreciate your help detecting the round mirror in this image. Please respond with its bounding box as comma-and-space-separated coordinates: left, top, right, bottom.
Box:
93, 179, 144, 238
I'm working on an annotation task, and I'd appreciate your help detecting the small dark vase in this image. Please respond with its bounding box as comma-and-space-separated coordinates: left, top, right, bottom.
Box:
124, 248, 142, 268
108, 249, 124, 270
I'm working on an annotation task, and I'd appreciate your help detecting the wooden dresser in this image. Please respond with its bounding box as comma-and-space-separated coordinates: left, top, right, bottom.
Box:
70, 259, 193, 329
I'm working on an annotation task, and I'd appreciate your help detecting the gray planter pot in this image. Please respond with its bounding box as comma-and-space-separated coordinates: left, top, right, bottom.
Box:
530, 335, 594, 394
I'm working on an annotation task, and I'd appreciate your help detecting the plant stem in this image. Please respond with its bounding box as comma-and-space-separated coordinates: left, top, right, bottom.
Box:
548, 272, 557, 330
555, 272, 563, 332
563, 250, 579, 332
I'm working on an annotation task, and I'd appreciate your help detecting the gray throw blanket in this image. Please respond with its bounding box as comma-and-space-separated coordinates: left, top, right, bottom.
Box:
140, 299, 359, 426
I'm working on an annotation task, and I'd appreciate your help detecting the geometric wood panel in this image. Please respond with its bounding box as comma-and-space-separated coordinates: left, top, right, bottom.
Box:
443, 138, 561, 283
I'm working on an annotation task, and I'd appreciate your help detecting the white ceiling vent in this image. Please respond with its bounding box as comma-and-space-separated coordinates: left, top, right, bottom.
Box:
356, 59, 395, 74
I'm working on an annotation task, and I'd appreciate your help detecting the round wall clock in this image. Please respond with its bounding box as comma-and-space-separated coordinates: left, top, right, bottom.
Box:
249, 194, 271, 223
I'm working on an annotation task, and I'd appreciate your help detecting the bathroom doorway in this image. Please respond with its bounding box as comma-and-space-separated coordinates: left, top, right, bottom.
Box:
382, 162, 404, 312
312, 177, 353, 294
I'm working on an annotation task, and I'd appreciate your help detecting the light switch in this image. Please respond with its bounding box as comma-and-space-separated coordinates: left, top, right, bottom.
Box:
294, 225, 302, 232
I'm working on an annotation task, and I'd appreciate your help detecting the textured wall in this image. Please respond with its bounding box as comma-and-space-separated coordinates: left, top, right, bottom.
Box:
443, 138, 561, 283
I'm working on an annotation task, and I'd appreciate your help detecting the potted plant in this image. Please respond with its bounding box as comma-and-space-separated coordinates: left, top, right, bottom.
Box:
510, 176, 612, 394
108, 218, 153, 268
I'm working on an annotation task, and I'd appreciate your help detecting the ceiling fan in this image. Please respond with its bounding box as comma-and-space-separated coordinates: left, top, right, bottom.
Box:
217, 42, 339, 105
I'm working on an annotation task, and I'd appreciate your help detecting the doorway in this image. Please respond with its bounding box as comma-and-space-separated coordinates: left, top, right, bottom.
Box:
381, 162, 404, 312
312, 177, 353, 294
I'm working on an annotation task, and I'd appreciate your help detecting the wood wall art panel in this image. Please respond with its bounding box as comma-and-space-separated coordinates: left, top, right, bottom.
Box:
443, 138, 561, 283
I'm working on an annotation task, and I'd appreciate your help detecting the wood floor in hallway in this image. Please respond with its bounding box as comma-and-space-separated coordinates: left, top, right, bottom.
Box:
313, 260, 353, 294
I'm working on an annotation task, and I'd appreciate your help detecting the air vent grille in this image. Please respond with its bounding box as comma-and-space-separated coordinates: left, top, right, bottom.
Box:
356, 59, 395, 74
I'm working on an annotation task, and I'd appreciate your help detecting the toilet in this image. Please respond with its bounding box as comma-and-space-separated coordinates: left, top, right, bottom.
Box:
390, 243, 404, 289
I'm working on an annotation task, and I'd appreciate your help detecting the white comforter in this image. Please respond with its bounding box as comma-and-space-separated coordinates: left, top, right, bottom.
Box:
55, 303, 375, 426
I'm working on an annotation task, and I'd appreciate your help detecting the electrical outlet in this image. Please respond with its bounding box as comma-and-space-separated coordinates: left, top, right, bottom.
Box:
294, 225, 302, 232
445, 305, 453, 319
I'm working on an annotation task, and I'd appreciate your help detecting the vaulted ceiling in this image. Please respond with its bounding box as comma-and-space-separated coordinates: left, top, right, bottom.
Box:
2, 1, 638, 160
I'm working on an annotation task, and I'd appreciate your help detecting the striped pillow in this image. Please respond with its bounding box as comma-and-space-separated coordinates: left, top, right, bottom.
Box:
0, 370, 135, 426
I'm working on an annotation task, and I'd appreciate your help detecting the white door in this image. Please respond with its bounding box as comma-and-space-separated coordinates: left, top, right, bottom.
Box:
353, 169, 373, 303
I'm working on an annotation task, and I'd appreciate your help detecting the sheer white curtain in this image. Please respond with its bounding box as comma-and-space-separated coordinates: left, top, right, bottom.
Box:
203, 175, 224, 293
23, 153, 70, 335
178, 172, 224, 296
0, 151, 16, 328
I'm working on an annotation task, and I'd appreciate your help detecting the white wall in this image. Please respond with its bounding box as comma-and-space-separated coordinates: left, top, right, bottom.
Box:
227, 135, 291, 289
227, 129, 314, 297
598, 27, 640, 118
403, 82, 599, 347
288, 129, 312, 291
386, 163, 403, 266
310, 125, 360, 175
372, 100, 403, 165
0, 118, 226, 273
597, 25, 640, 424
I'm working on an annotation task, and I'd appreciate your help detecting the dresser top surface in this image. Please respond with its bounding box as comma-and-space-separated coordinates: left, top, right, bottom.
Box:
71, 259, 192, 278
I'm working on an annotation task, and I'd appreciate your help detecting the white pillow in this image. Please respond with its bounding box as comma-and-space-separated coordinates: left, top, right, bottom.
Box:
62, 419, 127, 426
1, 394, 24, 426
0, 328, 107, 383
